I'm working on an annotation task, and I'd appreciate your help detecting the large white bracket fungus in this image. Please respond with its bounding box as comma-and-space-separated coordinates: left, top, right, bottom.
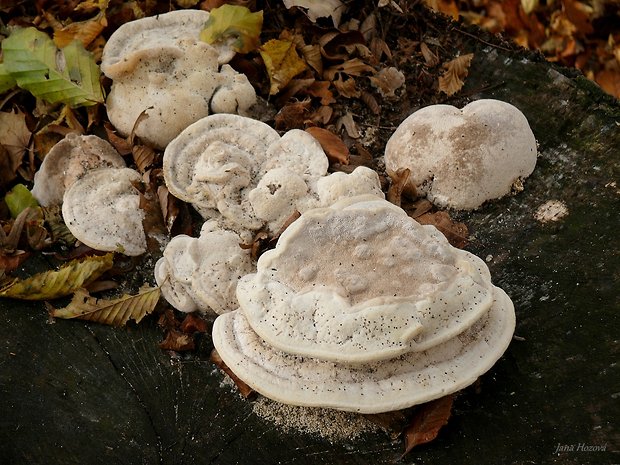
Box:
62, 167, 146, 256
31, 133, 126, 206
212, 196, 515, 413
163, 114, 384, 238
154, 221, 253, 314
384, 99, 537, 210
101, 10, 256, 149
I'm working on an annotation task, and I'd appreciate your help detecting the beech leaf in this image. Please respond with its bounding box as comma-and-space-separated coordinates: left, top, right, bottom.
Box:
50, 285, 160, 326
0, 253, 113, 300
0, 64, 17, 94
402, 394, 455, 456
2, 27, 104, 107
4, 184, 39, 219
260, 39, 307, 95
200, 4, 263, 54
305, 126, 349, 165
438, 53, 474, 96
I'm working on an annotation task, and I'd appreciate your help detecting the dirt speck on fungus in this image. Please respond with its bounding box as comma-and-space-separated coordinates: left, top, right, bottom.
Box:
252, 396, 382, 442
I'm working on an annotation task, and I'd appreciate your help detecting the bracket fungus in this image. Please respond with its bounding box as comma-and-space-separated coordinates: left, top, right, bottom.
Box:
384, 99, 537, 210
212, 196, 515, 413
62, 167, 147, 256
101, 10, 256, 149
163, 114, 384, 238
154, 221, 253, 314
31, 133, 126, 206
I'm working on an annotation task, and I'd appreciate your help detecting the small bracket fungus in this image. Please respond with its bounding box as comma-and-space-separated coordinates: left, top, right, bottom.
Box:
212, 196, 515, 413
31, 133, 126, 206
154, 221, 253, 314
384, 99, 537, 210
62, 168, 146, 256
101, 11, 256, 149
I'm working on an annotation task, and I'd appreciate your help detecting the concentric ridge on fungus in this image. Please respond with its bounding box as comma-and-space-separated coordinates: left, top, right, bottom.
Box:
212, 196, 516, 413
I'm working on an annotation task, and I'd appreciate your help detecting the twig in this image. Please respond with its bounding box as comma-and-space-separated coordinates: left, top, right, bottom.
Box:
453, 28, 514, 52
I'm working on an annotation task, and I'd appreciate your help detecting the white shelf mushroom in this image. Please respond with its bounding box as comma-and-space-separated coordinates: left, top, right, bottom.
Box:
101, 10, 256, 149
384, 99, 537, 210
62, 167, 147, 256
212, 196, 516, 413
154, 221, 253, 314
31, 133, 126, 206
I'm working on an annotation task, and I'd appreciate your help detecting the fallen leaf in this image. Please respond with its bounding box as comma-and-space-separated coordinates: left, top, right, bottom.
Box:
1, 208, 34, 251
180, 313, 209, 334
309, 105, 333, 125
304, 80, 336, 105
0, 63, 17, 94
368, 66, 406, 98
211, 348, 256, 398
416, 211, 469, 248
324, 58, 375, 81
0, 252, 30, 274
520, 0, 538, 15
332, 74, 361, 98
402, 394, 455, 456
595, 69, 620, 98
438, 53, 474, 96
103, 122, 132, 156
50, 285, 160, 326
283, 0, 345, 27
53, 10, 108, 48
319, 30, 366, 61
159, 328, 195, 351
2, 27, 104, 107
423, 0, 459, 20
420, 42, 440, 67
386, 168, 411, 207
360, 91, 381, 114
404, 199, 433, 219
200, 4, 263, 54
42, 205, 76, 246
4, 184, 39, 219
274, 99, 312, 130
305, 127, 349, 165
0, 109, 31, 175
132, 144, 157, 173
260, 39, 308, 95
336, 112, 360, 139
0, 253, 113, 300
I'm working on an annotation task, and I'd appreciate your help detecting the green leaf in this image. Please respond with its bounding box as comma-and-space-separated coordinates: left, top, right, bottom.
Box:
50, 285, 160, 326
5, 184, 39, 219
0, 253, 114, 300
0, 63, 17, 94
200, 5, 263, 54
2, 27, 104, 107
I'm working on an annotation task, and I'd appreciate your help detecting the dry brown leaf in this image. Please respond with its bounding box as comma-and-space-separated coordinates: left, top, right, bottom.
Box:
0, 109, 31, 173
386, 168, 411, 207
260, 39, 308, 95
438, 53, 474, 96
369, 36, 392, 65
103, 122, 133, 156
324, 58, 374, 81
595, 69, 620, 98
309, 105, 333, 125
211, 348, 256, 398
53, 11, 108, 49
420, 42, 440, 67
404, 199, 433, 219
132, 145, 157, 174
332, 74, 361, 98
305, 127, 349, 165
0, 252, 30, 274
160, 328, 196, 352
274, 99, 312, 130
360, 91, 381, 114
180, 313, 209, 334
416, 211, 469, 248
336, 112, 360, 139
319, 30, 366, 61
369, 66, 405, 98
304, 81, 336, 105
300, 44, 323, 74
402, 394, 455, 456
424, 0, 459, 19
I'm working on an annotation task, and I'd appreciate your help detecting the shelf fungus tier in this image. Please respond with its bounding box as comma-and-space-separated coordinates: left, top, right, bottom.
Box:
212, 196, 516, 413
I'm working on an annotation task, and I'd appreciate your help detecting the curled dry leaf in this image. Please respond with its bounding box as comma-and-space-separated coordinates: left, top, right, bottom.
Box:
402, 394, 455, 456
0, 253, 114, 300
305, 126, 350, 165
416, 211, 469, 249
53, 11, 108, 48
211, 348, 256, 398
274, 99, 312, 130
260, 39, 308, 95
438, 53, 474, 96
180, 312, 209, 334
369, 66, 406, 98
0, 109, 31, 176
337, 112, 360, 139
0, 252, 30, 274
386, 167, 411, 207
159, 328, 196, 352
104, 122, 133, 156
304, 81, 336, 105
361, 91, 381, 114
324, 58, 375, 81
333, 74, 360, 98
420, 42, 440, 67
132, 145, 157, 173
50, 285, 160, 326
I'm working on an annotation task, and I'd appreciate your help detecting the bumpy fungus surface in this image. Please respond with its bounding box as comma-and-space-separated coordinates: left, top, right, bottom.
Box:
31, 133, 125, 206
212, 196, 515, 413
384, 99, 537, 210
154, 221, 253, 314
62, 167, 146, 256
163, 114, 384, 239
101, 11, 256, 149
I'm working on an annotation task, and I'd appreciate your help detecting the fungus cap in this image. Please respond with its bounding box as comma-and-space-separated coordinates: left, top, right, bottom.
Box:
31, 133, 125, 206
213, 286, 515, 413
101, 10, 234, 79
384, 99, 537, 210
62, 167, 146, 256
237, 196, 496, 363
154, 221, 253, 314
105, 40, 256, 149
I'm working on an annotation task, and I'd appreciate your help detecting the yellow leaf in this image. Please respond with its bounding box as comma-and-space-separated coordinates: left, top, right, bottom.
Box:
260, 39, 308, 95
53, 11, 108, 49
50, 285, 160, 326
438, 53, 474, 96
200, 4, 263, 54
0, 253, 113, 300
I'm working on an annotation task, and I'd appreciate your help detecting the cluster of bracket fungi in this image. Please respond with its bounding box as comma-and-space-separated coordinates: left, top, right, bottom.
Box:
30, 10, 539, 414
